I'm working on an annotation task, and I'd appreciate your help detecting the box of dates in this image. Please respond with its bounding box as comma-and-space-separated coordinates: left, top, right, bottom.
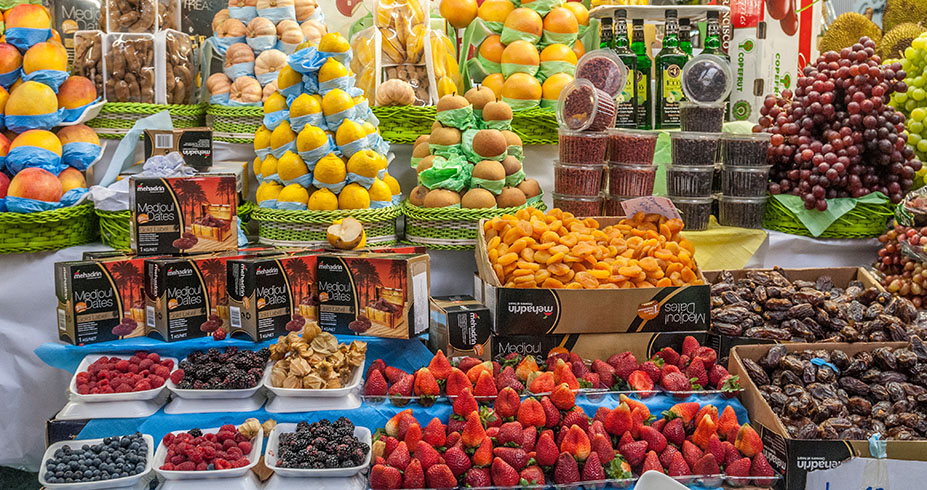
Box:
428, 295, 492, 360
130, 175, 237, 255
316, 253, 430, 338
729, 341, 927, 490
491, 331, 708, 363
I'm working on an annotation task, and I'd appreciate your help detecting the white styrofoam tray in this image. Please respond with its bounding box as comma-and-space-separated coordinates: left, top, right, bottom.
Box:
153, 427, 263, 480
167, 362, 272, 400
264, 423, 371, 478
38, 434, 155, 489
69, 354, 178, 403
263, 363, 363, 398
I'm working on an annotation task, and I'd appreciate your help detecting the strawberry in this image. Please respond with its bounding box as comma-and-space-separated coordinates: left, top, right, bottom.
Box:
594, 407, 610, 425
651, 419, 667, 434
677, 355, 690, 369
723, 441, 741, 466
659, 445, 680, 469
629, 406, 646, 438
490, 457, 520, 487
385, 441, 410, 471
693, 346, 717, 369
445, 367, 471, 397
495, 366, 523, 393
705, 434, 724, 464
589, 420, 608, 438
662, 417, 685, 447
493, 447, 529, 470
493, 386, 520, 420
422, 418, 446, 447
727, 423, 741, 443
452, 388, 479, 418
618, 440, 648, 467
686, 358, 709, 389
661, 364, 681, 376
461, 411, 486, 448
618, 432, 635, 450
516, 397, 546, 428
443, 446, 471, 477
385, 410, 414, 438
457, 357, 482, 374
473, 370, 498, 399
694, 404, 719, 427
642, 450, 664, 474
527, 371, 555, 394
550, 383, 576, 410
604, 403, 632, 436
751, 452, 775, 486
640, 361, 662, 384
428, 350, 452, 380
621, 395, 651, 420
387, 374, 414, 404
522, 426, 536, 452
486, 426, 500, 438
369, 464, 401, 489
515, 356, 539, 381
413, 368, 440, 400
496, 421, 523, 447
591, 433, 615, 463
691, 414, 718, 450
403, 459, 425, 489
364, 369, 388, 396
446, 432, 461, 448
692, 454, 720, 476
582, 372, 601, 388
660, 371, 691, 392
667, 451, 691, 477
572, 360, 590, 380
414, 442, 441, 471
383, 436, 399, 458
384, 366, 408, 384
639, 426, 667, 453
628, 370, 655, 392
709, 364, 729, 387
718, 405, 738, 440
425, 464, 457, 489
464, 467, 491, 487
654, 347, 680, 367
366, 359, 386, 379
560, 425, 591, 461
735, 424, 763, 458
472, 436, 493, 467
540, 396, 561, 428
556, 364, 581, 390
404, 423, 422, 452
681, 440, 704, 469
520, 465, 545, 485
447, 418, 466, 435
719, 374, 741, 396
726, 456, 751, 481
466, 361, 493, 385
682, 336, 700, 357
581, 451, 605, 481
561, 409, 589, 433
591, 359, 616, 388
666, 402, 700, 425
554, 452, 581, 484
608, 352, 639, 380
535, 431, 559, 466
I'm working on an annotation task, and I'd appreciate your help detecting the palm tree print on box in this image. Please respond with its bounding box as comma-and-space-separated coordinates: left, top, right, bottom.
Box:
198, 258, 226, 313
108, 260, 143, 316
350, 260, 381, 307
285, 257, 313, 305
170, 179, 207, 229
388, 260, 405, 292
216, 177, 238, 207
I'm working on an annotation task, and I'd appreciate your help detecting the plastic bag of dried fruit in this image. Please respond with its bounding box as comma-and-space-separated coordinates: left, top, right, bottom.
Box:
370, 0, 442, 105
351, 26, 379, 101
428, 29, 461, 98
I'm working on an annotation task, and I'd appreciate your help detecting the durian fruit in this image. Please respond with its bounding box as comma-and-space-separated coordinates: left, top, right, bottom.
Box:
884, 0, 927, 34
819, 11, 882, 54
879, 23, 926, 60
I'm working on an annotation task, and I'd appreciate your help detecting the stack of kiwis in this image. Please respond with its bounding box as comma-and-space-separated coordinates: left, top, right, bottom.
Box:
410, 90, 542, 209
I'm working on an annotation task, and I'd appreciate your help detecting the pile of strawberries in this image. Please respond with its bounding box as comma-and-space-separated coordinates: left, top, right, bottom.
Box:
368, 383, 775, 489
621, 336, 741, 395
158, 425, 253, 471
75, 353, 176, 395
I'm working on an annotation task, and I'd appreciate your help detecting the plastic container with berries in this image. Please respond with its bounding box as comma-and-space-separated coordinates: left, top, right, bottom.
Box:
154, 426, 263, 479
607, 128, 658, 164
557, 78, 618, 132
605, 194, 632, 216
721, 132, 772, 166
559, 129, 609, 164
666, 165, 714, 197
554, 160, 606, 196
607, 162, 657, 197
719, 195, 768, 229
553, 193, 603, 217
39, 434, 155, 489
670, 131, 720, 167
70, 353, 178, 403
670, 196, 714, 231
264, 422, 372, 477
721, 165, 772, 197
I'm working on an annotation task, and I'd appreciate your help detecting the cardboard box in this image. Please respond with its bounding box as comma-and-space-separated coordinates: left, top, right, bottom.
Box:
729, 341, 917, 490
317, 253, 430, 338
143, 128, 213, 170
130, 175, 238, 255
491, 331, 708, 362
429, 296, 492, 359
227, 252, 322, 342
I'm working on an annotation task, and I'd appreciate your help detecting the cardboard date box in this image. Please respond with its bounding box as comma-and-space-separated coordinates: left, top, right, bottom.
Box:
429, 295, 493, 359
143, 128, 213, 170
491, 331, 708, 362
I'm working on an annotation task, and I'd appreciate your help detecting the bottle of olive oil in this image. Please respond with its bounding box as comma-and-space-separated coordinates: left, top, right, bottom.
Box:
631, 18, 651, 130
600, 16, 614, 49
655, 10, 686, 129
678, 17, 693, 58
612, 10, 637, 128
702, 11, 728, 61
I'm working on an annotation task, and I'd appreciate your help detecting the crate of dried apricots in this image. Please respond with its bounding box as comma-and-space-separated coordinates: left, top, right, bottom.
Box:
475, 207, 710, 335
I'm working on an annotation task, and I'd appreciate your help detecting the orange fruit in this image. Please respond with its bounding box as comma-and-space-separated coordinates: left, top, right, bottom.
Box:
543, 7, 578, 34
479, 34, 506, 64
562, 1, 589, 26
478, 0, 515, 24
482, 73, 505, 99
440, 0, 478, 29
540, 43, 577, 64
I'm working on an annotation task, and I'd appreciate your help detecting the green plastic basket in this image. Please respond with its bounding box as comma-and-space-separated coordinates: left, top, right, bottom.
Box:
0, 203, 98, 254
86, 103, 207, 139
763, 197, 895, 238
253, 206, 402, 247
207, 105, 264, 143
402, 197, 547, 250
372, 106, 437, 144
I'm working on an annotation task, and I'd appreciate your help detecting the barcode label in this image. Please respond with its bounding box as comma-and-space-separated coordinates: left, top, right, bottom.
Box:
155, 133, 173, 149
230, 306, 241, 328
146, 306, 155, 327
57, 308, 66, 331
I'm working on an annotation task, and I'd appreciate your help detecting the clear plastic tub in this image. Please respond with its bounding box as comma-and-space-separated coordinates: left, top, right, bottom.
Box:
721, 165, 771, 197
554, 160, 605, 196
718, 195, 768, 229
553, 192, 603, 217
670, 196, 713, 231
722, 132, 772, 166
680, 101, 725, 133
607, 162, 656, 197
605, 194, 630, 216
264, 423, 371, 477
557, 79, 617, 131
681, 53, 733, 105
73, 31, 105, 97
666, 165, 714, 197
608, 128, 658, 164
103, 33, 159, 104
575, 49, 629, 99
670, 131, 720, 166
559, 130, 609, 164
70, 354, 178, 403
106, 0, 179, 33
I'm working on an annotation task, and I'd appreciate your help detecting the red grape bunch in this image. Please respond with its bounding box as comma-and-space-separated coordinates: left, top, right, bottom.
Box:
877, 225, 927, 307
756, 37, 922, 210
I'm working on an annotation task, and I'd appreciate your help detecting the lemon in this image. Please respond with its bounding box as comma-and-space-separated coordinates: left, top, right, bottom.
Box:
314, 153, 347, 184
319, 32, 350, 53
308, 188, 339, 210
261, 154, 279, 177
336, 119, 367, 146
256, 181, 284, 203
338, 183, 371, 209
376, 152, 389, 170
297, 125, 329, 152
368, 178, 392, 202
254, 125, 272, 151
277, 183, 309, 206
277, 151, 309, 182
382, 172, 402, 196
311, 94, 323, 105
264, 92, 288, 114
277, 65, 303, 92
319, 57, 349, 83
290, 94, 322, 118
347, 150, 381, 179
353, 95, 367, 107
253, 156, 263, 178
322, 89, 354, 116
270, 121, 296, 150
362, 121, 378, 135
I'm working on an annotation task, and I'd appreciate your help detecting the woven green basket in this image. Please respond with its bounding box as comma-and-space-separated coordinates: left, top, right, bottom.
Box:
86, 103, 207, 139
0, 203, 98, 254
372, 106, 436, 144
763, 197, 895, 238
207, 105, 264, 144
253, 206, 402, 247
96, 201, 261, 250
402, 197, 548, 250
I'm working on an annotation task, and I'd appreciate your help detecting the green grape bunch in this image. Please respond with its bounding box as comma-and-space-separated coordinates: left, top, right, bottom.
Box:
889, 33, 927, 165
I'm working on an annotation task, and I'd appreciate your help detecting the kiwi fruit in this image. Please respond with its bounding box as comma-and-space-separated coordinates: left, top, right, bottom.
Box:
417, 155, 438, 174
472, 129, 508, 159
501, 155, 523, 176
436, 94, 470, 112
496, 187, 527, 208
472, 160, 506, 182
412, 141, 432, 158
482, 100, 514, 121
423, 189, 462, 208
462, 188, 497, 208
413, 134, 430, 148
409, 185, 429, 206
430, 127, 462, 146
517, 178, 541, 199
465, 86, 496, 110
501, 130, 522, 148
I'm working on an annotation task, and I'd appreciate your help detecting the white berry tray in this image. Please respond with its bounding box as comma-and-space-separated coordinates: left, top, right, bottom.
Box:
264, 423, 371, 478
38, 434, 155, 489
69, 354, 179, 403
167, 362, 272, 400
263, 363, 363, 398
153, 427, 263, 480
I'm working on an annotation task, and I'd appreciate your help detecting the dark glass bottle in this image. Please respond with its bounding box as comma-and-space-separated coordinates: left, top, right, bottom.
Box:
702, 11, 728, 60
631, 18, 651, 129
655, 10, 687, 129
679, 17, 693, 58
600, 16, 614, 49
612, 10, 637, 128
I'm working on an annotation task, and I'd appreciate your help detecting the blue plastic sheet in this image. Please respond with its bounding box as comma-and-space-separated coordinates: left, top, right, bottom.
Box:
210, 93, 230, 105
287, 46, 325, 74
270, 140, 297, 159
290, 112, 324, 133
339, 137, 371, 159
0, 68, 22, 89
257, 5, 295, 23
5, 195, 61, 213
62, 141, 102, 170
6, 145, 65, 175
62, 97, 102, 123
227, 99, 261, 107
258, 197, 278, 208
23, 69, 69, 92
212, 35, 246, 56
313, 176, 347, 194
228, 5, 256, 21
5, 27, 51, 52
257, 70, 280, 86
370, 199, 392, 208
247, 35, 277, 53
262, 109, 289, 131
318, 74, 354, 95
277, 200, 307, 210
324, 107, 353, 131
61, 187, 88, 206
280, 82, 304, 103
224, 61, 255, 80
346, 172, 376, 189
5, 108, 65, 132
301, 72, 319, 94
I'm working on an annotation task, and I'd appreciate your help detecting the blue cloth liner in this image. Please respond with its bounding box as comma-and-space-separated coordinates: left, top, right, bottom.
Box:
371, 134, 391, 155
262, 109, 289, 131
257, 5, 295, 23
0, 156, 6, 172
324, 107, 353, 130
318, 49, 352, 65
811, 357, 839, 373
290, 113, 324, 133
869, 433, 887, 458
0, 198, 6, 212
287, 46, 325, 74
0, 114, 4, 132
313, 176, 346, 194
7, 146, 64, 175
270, 140, 297, 159
5, 195, 61, 213
256, 70, 280, 86
258, 198, 278, 208
0, 68, 21, 89
224, 61, 255, 80
5, 27, 51, 52
210, 92, 231, 105
22, 69, 69, 92
339, 137, 371, 159
276, 200, 308, 210
61, 187, 88, 207
347, 172, 376, 189
255, 146, 272, 160
62, 142, 102, 171
237, 219, 248, 247
247, 35, 277, 53
370, 199, 392, 209
276, 41, 301, 55
318, 75, 354, 95
280, 81, 304, 102
391, 195, 402, 206
212, 35, 246, 56
228, 6, 257, 21
298, 138, 335, 166
261, 172, 282, 184
62, 97, 102, 123
5, 109, 65, 132
282, 173, 313, 187
301, 72, 319, 94
227, 99, 261, 107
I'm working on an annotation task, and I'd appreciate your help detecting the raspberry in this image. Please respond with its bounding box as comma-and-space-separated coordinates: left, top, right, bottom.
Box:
171, 455, 186, 465
212, 328, 227, 340
233, 458, 250, 468
160, 359, 174, 369
201, 446, 217, 459
135, 380, 152, 391
139, 359, 154, 371
196, 462, 208, 471
76, 372, 90, 384
149, 375, 165, 388
237, 441, 252, 454
153, 365, 170, 378
176, 461, 196, 471
77, 384, 90, 395
90, 388, 100, 394
160, 463, 174, 471
113, 359, 129, 372
101, 386, 115, 393
189, 452, 204, 464
204, 433, 217, 442
147, 353, 161, 363
115, 383, 133, 393
170, 369, 185, 384
128, 364, 140, 374
226, 447, 243, 460
234, 432, 248, 443
219, 434, 237, 446
214, 459, 232, 470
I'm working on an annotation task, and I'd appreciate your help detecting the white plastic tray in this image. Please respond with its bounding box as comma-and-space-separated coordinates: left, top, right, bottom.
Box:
263, 363, 363, 398
57, 391, 169, 420
263, 474, 367, 490
38, 434, 155, 489
153, 427, 263, 480
69, 354, 178, 403
264, 424, 371, 478
167, 362, 272, 400
59, 101, 106, 127
156, 472, 263, 489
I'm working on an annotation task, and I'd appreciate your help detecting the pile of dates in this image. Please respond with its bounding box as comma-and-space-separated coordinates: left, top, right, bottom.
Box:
711, 268, 922, 342
742, 339, 927, 440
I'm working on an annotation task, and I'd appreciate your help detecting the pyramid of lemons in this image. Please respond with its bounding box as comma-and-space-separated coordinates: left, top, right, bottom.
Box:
347, 150, 381, 183
253, 156, 263, 179
297, 125, 328, 153
261, 154, 279, 179
277, 64, 303, 93
271, 121, 296, 152
254, 125, 272, 153
338, 183, 371, 209
264, 92, 288, 115
308, 188, 339, 210
256, 181, 284, 204
322, 89, 354, 116
277, 183, 310, 207
336, 119, 367, 147
314, 153, 346, 186
319, 57, 349, 84
277, 151, 309, 183
290, 93, 322, 120
368, 178, 392, 204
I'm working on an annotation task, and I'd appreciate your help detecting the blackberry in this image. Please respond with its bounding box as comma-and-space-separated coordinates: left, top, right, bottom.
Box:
188, 429, 202, 438
324, 455, 338, 468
